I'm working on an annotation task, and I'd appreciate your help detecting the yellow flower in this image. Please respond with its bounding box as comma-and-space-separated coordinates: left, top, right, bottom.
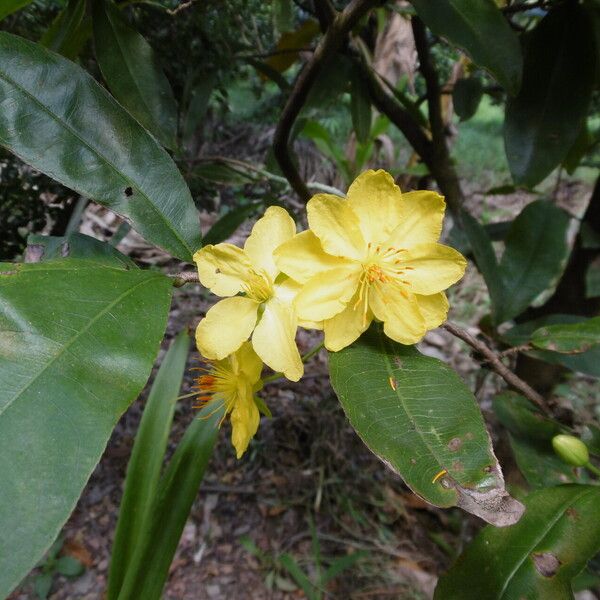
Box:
274, 170, 466, 351
193, 342, 265, 458
194, 206, 303, 381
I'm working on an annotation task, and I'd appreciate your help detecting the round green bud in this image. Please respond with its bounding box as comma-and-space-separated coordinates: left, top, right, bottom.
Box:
552, 434, 589, 467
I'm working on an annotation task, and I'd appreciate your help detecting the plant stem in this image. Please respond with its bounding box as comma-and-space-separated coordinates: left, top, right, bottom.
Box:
585, 462, 600, 477
442, 321, 550, 414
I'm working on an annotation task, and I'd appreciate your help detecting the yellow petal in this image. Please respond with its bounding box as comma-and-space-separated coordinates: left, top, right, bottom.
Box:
194, 243, 253, 297
274, 230, 352, 284
323, 291, 373, 351
252, 298, 303, 382
346, 169, 405, 244
230, 380, 260, 458
233, 341, 263, 384
294, 264, 361, 322
244, 206, 296, 279
307, 194, 366, 259
196, 296, 259, 360
369, 284, 427, 344
386, 190, 446, 249
399, 243, 467, 295
416, 292, 449, 329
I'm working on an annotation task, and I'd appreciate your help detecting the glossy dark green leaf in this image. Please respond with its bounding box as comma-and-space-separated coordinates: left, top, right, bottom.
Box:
410, 0, 522, 94
329, 326, 523, 526
563, 124, 592, 175
107, 330, 190, 599
503, 315, 600, 378
41, 0, 89, 60
0, 0, 34, 20
435, 485, 600, 599
116, 405, 220, 600
0, 260, 172, 598
453, 77, 483, 121
504, 4, 597, 187
531, 317, 600, 354
498, 200, 571, 323
26, 233, 136, 269
493, 391, 562, 442
92, 0, 178, 150
586, 259, 600, 298
0, 32, 200, 261
509, 434, 581, 489
203, 204, 260, 246
461, 210, 504, 324
350, 66, 372, 143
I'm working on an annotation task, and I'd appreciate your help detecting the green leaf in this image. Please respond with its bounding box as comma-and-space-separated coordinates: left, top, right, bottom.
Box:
563, 124, 592, 175
452, 77, 483, 121
586, 259, 600, 298
531, 317, 600, 354
435, 485, 600, 599
273, 0, 294, 33
26, 233, 137, 269
107, 330, 190, 599
498, 200, 571, 323
503, 315, 600, 378
56, 556, 85, 578
116, 405, 220, 600
181, 72, 217, 145
321, 551, 367, 585
350, 66, 372, 144
410, 0, 522, 94
279, 554, 318, 600
203, 204, 260, 246
329, 326, 523, 526
0, 260, 172, 598
493, 391, 562, 442
34, 573, 53, 600
508, 434, 582, 489
41, 0, 89, 60
0, 0, 34, 21
91, 0, 177, 150
0, 32, 200, 262
461, 210, 504, 324
504, 4, 597, 187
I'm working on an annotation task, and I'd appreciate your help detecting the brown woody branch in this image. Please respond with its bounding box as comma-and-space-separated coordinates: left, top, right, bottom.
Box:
272, 0, 380, 202
442, 321, 549, 414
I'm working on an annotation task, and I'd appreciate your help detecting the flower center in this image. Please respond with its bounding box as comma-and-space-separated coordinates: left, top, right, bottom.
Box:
192, 362, 237, 424
243, 269, 273, 303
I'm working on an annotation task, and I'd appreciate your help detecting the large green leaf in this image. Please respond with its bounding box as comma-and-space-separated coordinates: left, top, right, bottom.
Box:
91, 0, 178, 150
435, 485, 600, 599
504, 4, 597, 187
0, 32, 200, 262
0, 0, 34, 20
108, 330, 190, 599
531, 317, 600, 354
410, 0, 522, 94
0, 260, 172, 597
503, 315, 600, 378
40, 0, 89, 60
498, 200, 571, 323
329, 326, 524, 526
461, 209, 504, 324
117, 406, 220, 600
453, 77, 483, 121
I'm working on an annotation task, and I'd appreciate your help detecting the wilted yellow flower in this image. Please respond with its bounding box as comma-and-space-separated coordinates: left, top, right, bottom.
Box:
193, 342, 265, 458
275, 170, 466, 351
194, 206, 303, 381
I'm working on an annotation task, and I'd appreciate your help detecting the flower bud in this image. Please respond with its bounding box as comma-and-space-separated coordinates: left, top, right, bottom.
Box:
552, 434, 589, 467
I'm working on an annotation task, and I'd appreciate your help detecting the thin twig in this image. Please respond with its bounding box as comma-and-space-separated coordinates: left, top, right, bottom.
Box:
170, 271, 199, 287
272, 0, 379, 202
498, 344, 533, 358
442, 322, 549, 413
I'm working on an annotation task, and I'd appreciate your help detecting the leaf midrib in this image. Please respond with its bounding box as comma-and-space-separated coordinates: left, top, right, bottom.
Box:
497, 487, 596, 599
0, 273, 158, 419
0, 54, 191, 258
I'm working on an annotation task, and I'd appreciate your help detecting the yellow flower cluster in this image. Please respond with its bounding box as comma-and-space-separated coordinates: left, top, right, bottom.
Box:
193, 170, 467, 457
